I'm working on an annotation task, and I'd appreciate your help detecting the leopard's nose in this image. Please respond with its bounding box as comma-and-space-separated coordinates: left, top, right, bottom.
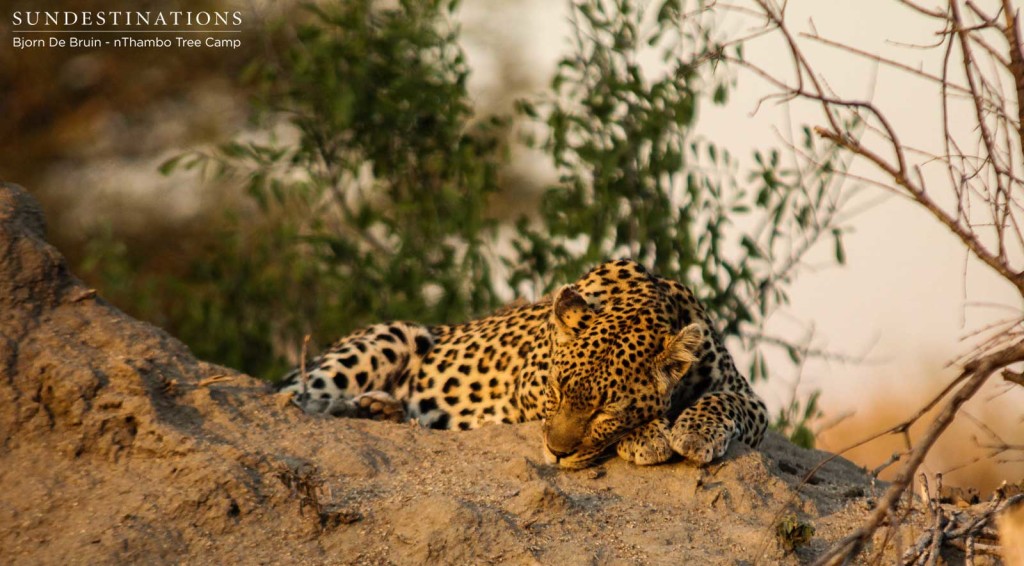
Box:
547, 445, 576, 459
545, 414, 584, 458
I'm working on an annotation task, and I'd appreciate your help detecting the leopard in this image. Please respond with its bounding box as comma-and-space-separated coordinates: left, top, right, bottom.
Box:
276, 259, 768, 469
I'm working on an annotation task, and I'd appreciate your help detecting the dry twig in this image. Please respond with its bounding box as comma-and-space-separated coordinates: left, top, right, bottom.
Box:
197, 374, 234, 387
299, 333, 312, 403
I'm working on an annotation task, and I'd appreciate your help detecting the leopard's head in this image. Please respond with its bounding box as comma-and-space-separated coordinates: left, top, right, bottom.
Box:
541, 260, 703, 469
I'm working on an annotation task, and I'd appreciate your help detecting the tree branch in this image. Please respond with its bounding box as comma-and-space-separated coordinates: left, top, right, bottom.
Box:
812, 339, 1024, 565
1000, 0, 1024, 158
815, 126, 1024, 296
1004, 368, 1024, 386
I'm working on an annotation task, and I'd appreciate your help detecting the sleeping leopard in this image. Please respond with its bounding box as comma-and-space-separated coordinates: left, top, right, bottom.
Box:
277, 259, 768, 469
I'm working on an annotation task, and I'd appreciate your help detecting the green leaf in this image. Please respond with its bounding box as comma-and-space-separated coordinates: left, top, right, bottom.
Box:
833, 228, 846, 265
158, 154, 186, 176
713, 83, 728, 104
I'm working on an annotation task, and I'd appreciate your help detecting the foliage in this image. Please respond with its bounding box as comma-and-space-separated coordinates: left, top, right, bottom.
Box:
156, 0, 507, 374
80, 214, 336, 377
775, 514, 815, 553
773, 390, 822, 449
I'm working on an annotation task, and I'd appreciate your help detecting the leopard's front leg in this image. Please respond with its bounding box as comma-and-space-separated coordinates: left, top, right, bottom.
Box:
668, 390, 767, 465
616, 418, 674, 466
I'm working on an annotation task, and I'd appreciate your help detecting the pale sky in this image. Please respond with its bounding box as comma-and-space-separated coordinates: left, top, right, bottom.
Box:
701, 0, 1022, 410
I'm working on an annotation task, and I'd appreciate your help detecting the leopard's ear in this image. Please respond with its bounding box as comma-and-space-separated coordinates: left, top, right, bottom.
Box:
551, 285, 592, 344
654, 324, 703, 396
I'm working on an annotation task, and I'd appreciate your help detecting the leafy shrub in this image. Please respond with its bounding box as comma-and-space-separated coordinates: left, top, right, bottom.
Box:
155, 0, 507, 375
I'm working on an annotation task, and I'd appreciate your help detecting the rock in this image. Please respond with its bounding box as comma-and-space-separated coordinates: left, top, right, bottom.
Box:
0, 183, 935, 564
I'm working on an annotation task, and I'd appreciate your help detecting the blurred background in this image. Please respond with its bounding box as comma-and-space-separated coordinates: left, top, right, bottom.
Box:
2, 0, 1020, 492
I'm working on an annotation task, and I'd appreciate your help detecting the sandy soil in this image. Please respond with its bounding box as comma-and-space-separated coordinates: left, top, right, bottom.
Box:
0, 182, 1001, 565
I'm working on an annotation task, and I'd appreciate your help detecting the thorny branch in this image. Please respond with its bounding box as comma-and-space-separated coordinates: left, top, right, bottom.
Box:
735, 1, 1024, 563
743, 0, 1024, 299
812, 341, 1024, 565
1000, 0, 1024, 154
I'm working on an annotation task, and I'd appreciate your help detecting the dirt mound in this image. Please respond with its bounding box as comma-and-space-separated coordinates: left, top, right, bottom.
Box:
0, 182, 928, 564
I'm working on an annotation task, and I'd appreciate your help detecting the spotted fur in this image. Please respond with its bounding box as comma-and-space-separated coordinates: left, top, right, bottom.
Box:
277, 259, 769, 468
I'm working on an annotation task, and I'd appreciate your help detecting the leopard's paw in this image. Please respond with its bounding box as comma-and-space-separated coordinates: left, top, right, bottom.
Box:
668, 419, 734, 466
617, 420, 673, 466
353, 391, 406, 422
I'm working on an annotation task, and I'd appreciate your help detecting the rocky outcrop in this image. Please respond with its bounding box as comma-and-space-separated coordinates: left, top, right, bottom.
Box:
0, 182, 919, 564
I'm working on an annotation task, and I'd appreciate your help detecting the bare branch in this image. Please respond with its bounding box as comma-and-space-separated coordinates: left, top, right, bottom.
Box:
814, 126, 1024, 297
736, 2, 1024, 561
895, 0, 949, 19
999, 0, 1024, 156
803, 32, 971, 96
812, 340, 1024, 565
1004, 368, 1024, 386
950, 1, 1010, 198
